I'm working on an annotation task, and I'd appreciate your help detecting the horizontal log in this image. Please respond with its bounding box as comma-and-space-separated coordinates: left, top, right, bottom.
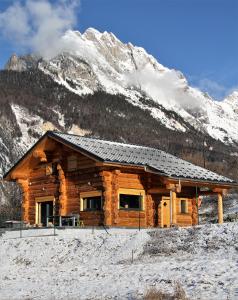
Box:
118, 211, 146, 217
148, 188, 169, 194
119, 174, 142, 179
115, 220, 146, 227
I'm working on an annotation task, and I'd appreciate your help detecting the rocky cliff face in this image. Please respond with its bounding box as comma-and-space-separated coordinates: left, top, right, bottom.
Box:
1, 28, 238, 217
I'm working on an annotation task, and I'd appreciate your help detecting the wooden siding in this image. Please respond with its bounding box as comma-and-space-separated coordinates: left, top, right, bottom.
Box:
28, 166, 59, 224
176, 198, 193, 227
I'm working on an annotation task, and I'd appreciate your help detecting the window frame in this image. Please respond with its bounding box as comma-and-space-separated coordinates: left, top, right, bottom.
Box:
80, 191, 103, 212
118, 188, 145, 211
180, 198, 188, 214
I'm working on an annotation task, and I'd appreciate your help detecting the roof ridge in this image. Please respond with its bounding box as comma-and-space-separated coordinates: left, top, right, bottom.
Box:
49, 130, 165, 152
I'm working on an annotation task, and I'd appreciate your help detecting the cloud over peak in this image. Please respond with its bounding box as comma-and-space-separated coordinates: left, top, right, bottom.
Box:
0, 0, 80, 59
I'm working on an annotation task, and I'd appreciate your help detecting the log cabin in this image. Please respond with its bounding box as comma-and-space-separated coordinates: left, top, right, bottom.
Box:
3, 131, 237, 228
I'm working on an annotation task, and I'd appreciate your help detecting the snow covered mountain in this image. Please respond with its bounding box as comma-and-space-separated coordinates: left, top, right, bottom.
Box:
1, 28, 238, 210
5, 28, 238, 146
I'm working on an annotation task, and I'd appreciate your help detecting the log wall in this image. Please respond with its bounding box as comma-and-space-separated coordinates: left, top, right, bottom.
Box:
17, 139, 199, 228
176, 198, 193, 227
28, 166, 59, 224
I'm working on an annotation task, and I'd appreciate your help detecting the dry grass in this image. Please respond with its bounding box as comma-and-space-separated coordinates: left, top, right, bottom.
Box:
143, 282, 189, 300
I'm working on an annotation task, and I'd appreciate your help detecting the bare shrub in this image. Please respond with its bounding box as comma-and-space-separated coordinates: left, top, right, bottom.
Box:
174, 282, 189, 300
143, 287, 171, 300
143, 282, 189, 300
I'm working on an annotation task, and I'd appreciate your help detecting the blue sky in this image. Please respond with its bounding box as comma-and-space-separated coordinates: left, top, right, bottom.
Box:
0, 0, 237, 100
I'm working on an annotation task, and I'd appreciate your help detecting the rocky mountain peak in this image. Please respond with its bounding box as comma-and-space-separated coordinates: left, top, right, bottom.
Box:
4, 54, 40, 72
5, 54, 23, 71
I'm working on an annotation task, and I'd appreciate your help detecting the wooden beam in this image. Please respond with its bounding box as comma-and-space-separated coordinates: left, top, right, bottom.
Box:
17, 179, 29, 223
195, 191, 217, 196
164, 178, 236, 190
166, 183, 176, 191
100, 171, 113, 226
218, 193, 223, 224
57, 163, 67, 216
172, 191, 177, 224
213, 188, 228, 196
148, 188, 169, 194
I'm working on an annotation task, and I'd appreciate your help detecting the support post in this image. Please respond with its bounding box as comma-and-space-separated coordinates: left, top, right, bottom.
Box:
100, 171, 112, 226
17, 179, 29, 224
57, 164, 67, 216
172, 191, 177, 225
218, 193, 223, 224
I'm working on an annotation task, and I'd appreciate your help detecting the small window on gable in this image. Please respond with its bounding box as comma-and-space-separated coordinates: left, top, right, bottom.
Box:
45, 163, 53, 176
45, 163, 58, 176
67, 155, 77, 171
180, 199, 188, 214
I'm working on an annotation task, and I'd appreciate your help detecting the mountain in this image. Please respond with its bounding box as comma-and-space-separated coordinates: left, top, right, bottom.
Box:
1, 28, 238, 214
5, 28, 238, 146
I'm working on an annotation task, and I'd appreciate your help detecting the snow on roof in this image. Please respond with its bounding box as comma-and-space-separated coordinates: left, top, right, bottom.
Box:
50, 131, 235, 184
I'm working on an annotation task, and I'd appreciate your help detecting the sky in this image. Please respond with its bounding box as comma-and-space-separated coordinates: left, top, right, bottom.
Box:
0, 0, 237, 100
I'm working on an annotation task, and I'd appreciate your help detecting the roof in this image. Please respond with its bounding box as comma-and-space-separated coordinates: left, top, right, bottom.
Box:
48, 131, 235, 185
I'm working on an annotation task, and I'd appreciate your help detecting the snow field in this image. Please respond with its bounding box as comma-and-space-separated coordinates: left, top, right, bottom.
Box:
0, 224, 238, 299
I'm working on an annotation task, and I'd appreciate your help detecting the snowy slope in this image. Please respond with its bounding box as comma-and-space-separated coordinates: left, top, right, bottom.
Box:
1, 224, 238, 299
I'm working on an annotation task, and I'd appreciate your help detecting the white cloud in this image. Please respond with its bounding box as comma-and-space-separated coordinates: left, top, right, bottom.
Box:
126, 65, 202, 109
0, 0, 80, 59
195, 78, 227, 100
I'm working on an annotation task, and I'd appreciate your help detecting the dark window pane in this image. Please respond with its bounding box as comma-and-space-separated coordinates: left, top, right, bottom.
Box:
83, 196, 102, 211
181, 200, 187, 213
119, 194, 141, 210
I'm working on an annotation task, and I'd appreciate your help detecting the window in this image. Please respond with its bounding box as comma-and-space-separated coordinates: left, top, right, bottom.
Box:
45, 163, 53, 176
67, 155, 77, 171
80, 191, 102, 211
45, 163, 58, 176
180, 199, 188, 214
82, 196, 102, 211
118, 189, 144, 211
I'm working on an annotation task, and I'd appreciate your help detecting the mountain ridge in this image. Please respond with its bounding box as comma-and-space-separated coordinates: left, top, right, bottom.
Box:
1, 28, 238, 214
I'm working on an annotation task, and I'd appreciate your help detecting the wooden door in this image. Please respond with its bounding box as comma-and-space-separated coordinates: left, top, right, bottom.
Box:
161, 197, 171, 228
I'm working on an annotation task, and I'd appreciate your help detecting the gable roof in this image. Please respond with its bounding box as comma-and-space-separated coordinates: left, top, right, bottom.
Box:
48, 131, 236, 185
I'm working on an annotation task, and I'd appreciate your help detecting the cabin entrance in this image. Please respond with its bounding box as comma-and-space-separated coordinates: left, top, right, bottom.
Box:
161, 197, 171, 228
35, 197, 54, 226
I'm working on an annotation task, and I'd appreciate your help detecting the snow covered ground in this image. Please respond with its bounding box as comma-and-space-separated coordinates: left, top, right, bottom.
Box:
0, 224, 238, 300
